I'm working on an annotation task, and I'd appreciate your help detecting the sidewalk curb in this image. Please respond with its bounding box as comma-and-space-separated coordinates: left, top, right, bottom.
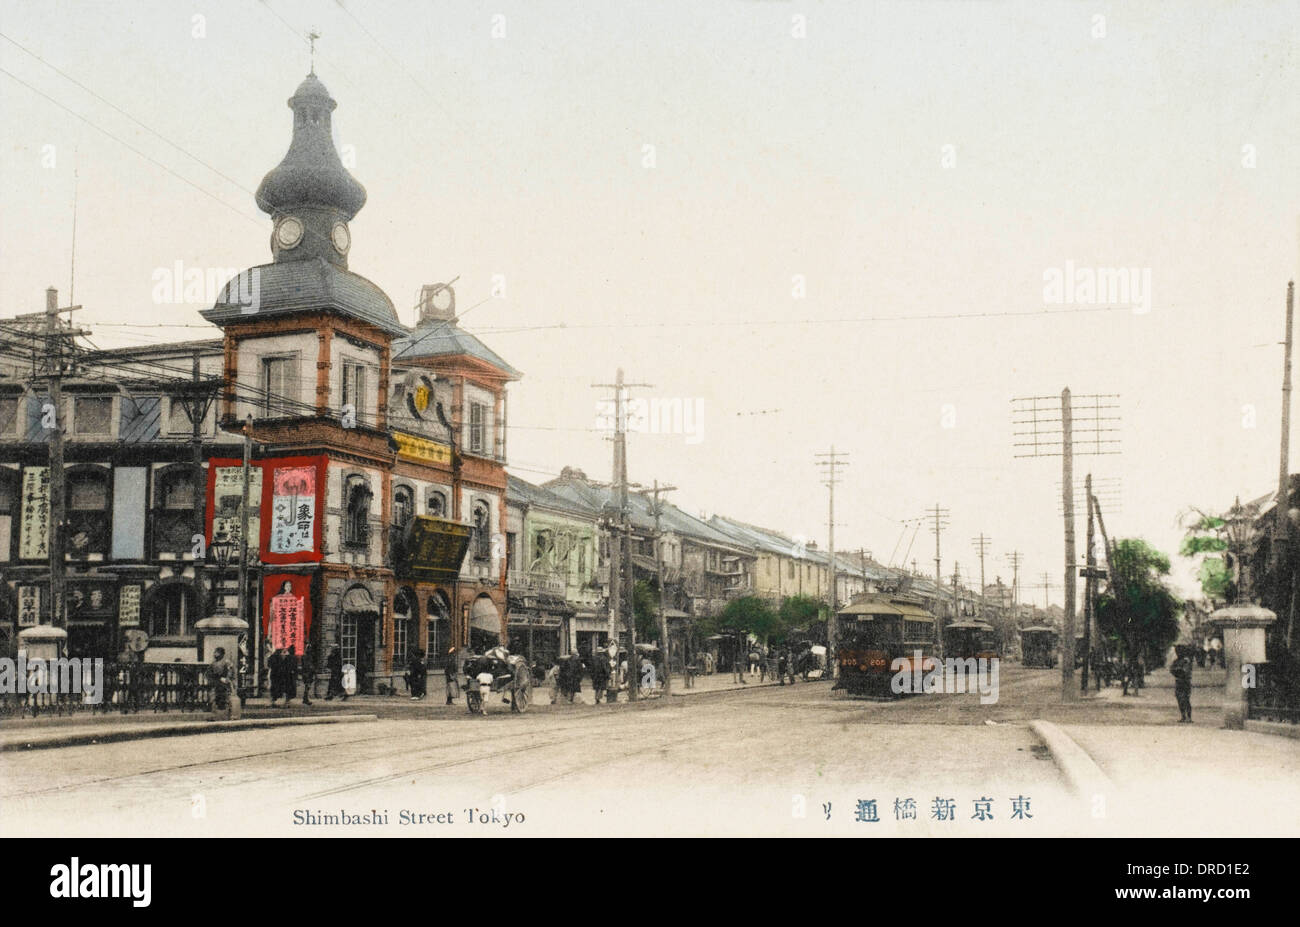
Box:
1029, 719, 1114, 797
670, 678, 830, 698
1244, 720, 1300, 740
0, 713, 378, 752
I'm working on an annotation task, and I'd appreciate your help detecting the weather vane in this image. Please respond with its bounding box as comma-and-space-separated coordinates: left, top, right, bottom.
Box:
308, 29, 320, 75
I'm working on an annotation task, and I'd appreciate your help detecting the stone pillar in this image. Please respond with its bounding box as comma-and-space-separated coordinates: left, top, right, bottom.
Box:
196, 612, 249, 720
17, 625, 67, 661
1210, 604, 1276, 730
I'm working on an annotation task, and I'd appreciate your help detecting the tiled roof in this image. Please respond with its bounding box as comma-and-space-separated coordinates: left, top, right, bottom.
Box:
392, 319, 520, 379
202, 258, 407, 336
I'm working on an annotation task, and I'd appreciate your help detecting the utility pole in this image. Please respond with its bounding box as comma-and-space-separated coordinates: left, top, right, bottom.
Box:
1080, 475, 1108, 694
1013, 390, 1119, 703
971, 533, 991, 620
1275, 282, 1295, 646
593, 369, 651, 700
815, 447, 849, 677
649, 480, 677, 696
238, 415, 253, 691
38, 288, 86, 642
1006, 551, 1023, 618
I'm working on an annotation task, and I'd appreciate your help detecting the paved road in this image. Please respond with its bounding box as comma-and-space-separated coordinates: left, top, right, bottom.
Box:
2, 665, 1291, 836
2, 672, 1075, 836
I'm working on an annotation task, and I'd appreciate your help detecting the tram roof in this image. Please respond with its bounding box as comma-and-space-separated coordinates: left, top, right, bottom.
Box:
838, 598, 935, 621
1019, 625, 1057, 634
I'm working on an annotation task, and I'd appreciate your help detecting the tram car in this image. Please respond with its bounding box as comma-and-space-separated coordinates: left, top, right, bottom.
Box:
942, 619, 1000, 661
833, 594, 937, 697
1019, 625, 1058, 668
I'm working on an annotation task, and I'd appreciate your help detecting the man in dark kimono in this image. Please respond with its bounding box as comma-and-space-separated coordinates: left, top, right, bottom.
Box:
589, 650, 610, 703
325, 646, 347, 701
267, 648, 287, 706
408, 649, 428, 700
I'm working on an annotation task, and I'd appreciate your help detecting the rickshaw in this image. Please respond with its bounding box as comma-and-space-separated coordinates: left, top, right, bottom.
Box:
463, 647, 533, 714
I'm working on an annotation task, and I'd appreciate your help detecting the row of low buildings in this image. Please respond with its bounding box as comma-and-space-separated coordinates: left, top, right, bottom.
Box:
0, 71, 1047, 691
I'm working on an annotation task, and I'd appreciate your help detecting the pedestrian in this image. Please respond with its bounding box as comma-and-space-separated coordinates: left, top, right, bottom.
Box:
280, 649, 298, 708
1171, 647, 1194, 723
589, 651, 610, 703
208, 647, 233, 721
562, 652, 584, 703
269, 648, 292, 706
300, 645, 315, 706
545, 660, 561, 705
474, 664, 494, 716
408, 649, 427, 700
325, 646, 347, 701
778, 649, 788, 686
445, 646, 462, 705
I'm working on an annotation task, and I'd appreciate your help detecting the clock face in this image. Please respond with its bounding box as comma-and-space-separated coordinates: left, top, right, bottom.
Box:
331, 222, 351, 254
275, 217, 304, 249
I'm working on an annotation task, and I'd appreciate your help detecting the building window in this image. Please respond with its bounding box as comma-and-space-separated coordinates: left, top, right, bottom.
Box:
0, 397, 18, 435
393, 616, 409, 666
166, 397, 196, 435
340, 612, 358, 666
472, 501, 491, 560
344, 478, 372, 549
65, 467, 110, 558
73, 396, 112, 436
0, 468, 17, 562
426, 596, 450, 662
159, 467, 198, 510
468, 402, 486, 455
392, 486, 413, 529
146, 583, 194, 638
342, 362, 367, 424
427, 491, 447, 519
261, 355, 299, 416
506, 532, 517, 571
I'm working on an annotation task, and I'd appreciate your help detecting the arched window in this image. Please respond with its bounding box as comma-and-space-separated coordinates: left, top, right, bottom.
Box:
65, 467, 110, 558
159, 467, 198, 510
343, 476, 372, 548
392, 589, 414, 667
392, 485, 414, 529
426, 490, 447, 519
146, 583, 196, 638
426, 594, 450, 661
472, 500, 491, 560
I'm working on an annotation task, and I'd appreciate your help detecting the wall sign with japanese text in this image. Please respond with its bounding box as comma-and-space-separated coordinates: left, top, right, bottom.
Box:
119, 585, 142, 627
269, 466, 316, 555
17, 585, 41, 627
262, 574, 312, 654
18, 467, 50, 560
207, 463, 262, 555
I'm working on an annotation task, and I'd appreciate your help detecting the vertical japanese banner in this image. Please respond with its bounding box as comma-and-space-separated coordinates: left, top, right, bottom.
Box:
17, 585, 41, 627
259, 456, 325, 565
263, 575, 311, 655
269, 466, 316, 555
205, 459, 262, 555
18, 467, 50, 560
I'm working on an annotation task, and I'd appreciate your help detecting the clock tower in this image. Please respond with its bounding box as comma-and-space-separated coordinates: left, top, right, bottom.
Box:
254, 73, 365, 269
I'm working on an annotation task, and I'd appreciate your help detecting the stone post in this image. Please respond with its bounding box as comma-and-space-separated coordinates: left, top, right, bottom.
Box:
1210, 604, 1276, 729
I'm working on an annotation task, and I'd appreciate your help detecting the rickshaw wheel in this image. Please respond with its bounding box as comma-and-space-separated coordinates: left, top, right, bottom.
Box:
512, 684, 529, 713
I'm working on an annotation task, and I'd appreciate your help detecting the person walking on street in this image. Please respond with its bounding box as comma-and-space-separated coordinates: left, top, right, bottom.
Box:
267, 648, 285, 706
546, 660, 561, 705
280, 649, 298, 708
444, 646, 462, 705
1171, 647, 1194, 723
408, 649, 428, 700
300, 645, 315, 705
589, 650, 610, 703
325, 646, 348, 701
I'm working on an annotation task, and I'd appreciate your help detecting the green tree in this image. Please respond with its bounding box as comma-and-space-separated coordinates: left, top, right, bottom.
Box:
1179, 510, 1233, 601
632, 579, 660, 643
1095, 538, 1184, 668
713, 595, 779, 641
777, 594, 822, 641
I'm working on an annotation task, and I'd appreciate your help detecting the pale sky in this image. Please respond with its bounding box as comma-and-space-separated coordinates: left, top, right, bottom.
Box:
2, 0, 1298, 602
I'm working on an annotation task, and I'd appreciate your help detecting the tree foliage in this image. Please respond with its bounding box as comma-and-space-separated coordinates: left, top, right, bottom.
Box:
1179, 510, 1234, 601
1095, 538, 1183, 667
776, 594, 822, 639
